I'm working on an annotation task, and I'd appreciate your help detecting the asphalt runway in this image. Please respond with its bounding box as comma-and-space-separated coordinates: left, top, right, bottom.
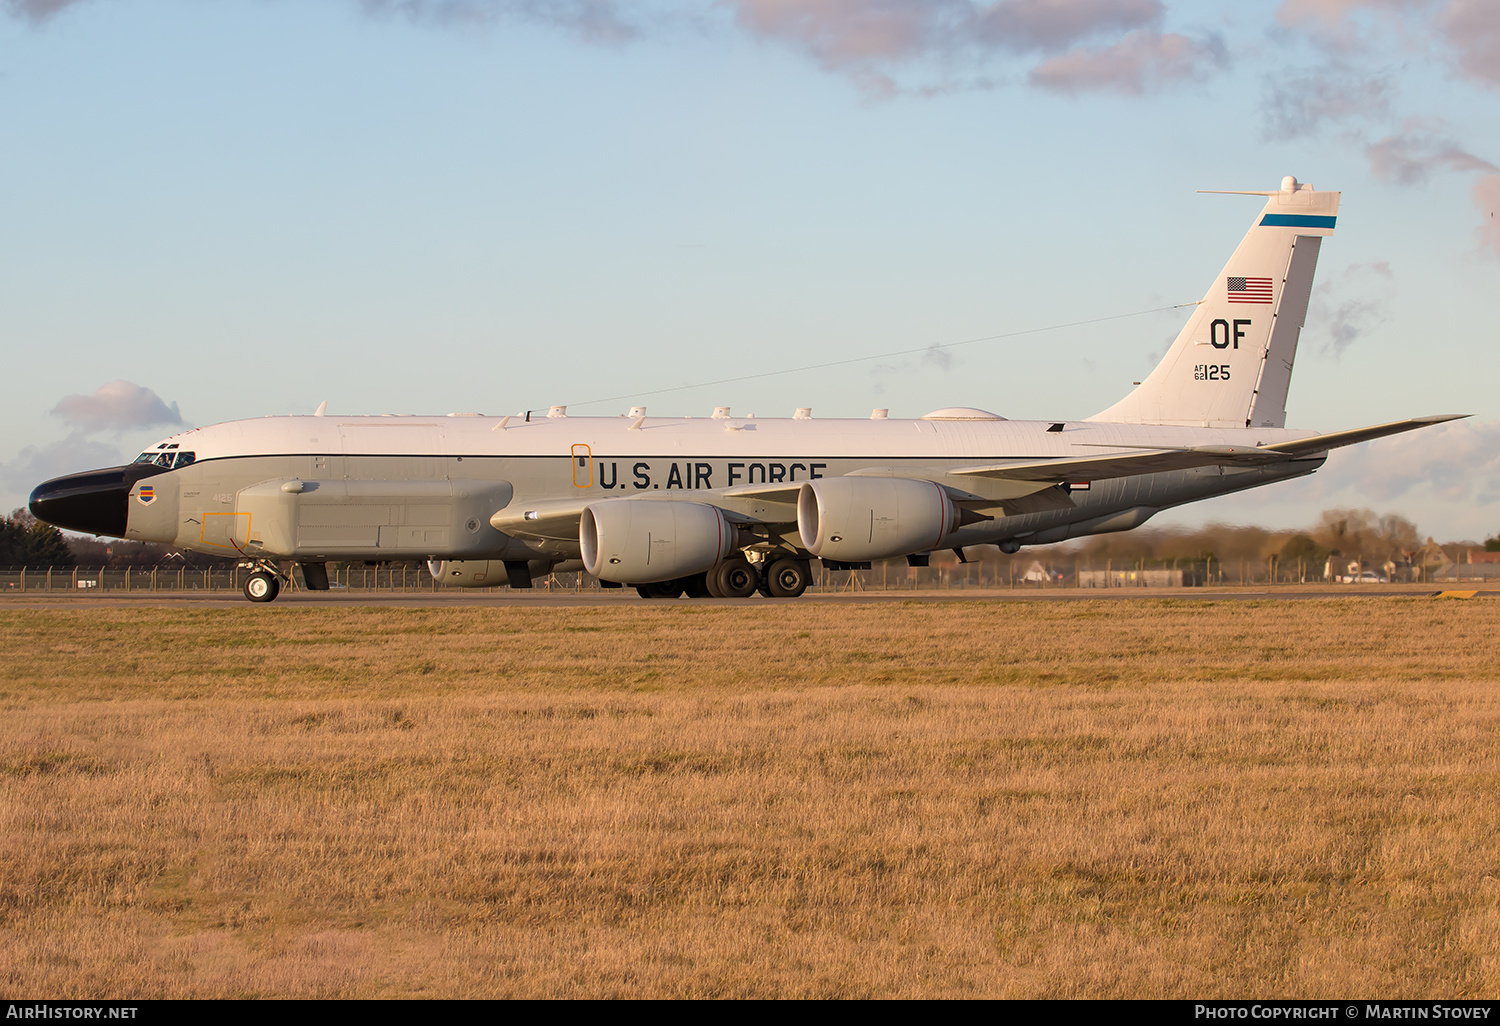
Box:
1, 585, 1488, 609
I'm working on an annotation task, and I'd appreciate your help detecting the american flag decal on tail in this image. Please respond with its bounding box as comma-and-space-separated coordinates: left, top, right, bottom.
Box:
1227, 276, 1273, 303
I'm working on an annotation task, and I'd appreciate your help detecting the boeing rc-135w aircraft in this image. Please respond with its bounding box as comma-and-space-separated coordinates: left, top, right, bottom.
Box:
31, 177, 1461, 602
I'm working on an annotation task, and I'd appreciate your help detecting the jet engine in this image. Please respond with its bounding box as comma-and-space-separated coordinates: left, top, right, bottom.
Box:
581, 499, 739, 583
797, 477, 960, 563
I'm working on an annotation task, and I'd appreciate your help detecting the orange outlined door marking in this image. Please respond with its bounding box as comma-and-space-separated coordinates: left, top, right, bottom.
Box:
572, 444, 593, 488
200, 511, 250, 550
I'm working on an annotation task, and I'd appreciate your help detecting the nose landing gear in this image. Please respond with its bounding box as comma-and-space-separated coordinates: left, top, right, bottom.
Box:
239, 560, 289, 603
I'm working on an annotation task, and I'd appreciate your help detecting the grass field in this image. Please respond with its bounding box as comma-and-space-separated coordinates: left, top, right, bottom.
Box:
2, 597, 1498, 997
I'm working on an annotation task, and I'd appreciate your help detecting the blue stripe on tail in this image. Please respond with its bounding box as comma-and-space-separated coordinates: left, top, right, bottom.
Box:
1260, 214, 1337, 229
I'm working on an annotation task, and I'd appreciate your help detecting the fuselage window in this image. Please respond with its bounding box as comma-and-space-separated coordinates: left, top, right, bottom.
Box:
174, 451, 195, 469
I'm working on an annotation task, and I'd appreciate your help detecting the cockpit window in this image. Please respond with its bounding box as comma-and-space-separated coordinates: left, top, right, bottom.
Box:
134, 450, 196, 469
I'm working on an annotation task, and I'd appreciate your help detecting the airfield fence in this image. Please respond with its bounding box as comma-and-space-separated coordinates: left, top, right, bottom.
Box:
0, 556, 1443, 596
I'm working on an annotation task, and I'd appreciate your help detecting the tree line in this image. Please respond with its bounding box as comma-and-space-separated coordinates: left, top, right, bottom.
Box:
0, 510, 73, 567
0, 510, 237, 569
1037, 508, 1463, 573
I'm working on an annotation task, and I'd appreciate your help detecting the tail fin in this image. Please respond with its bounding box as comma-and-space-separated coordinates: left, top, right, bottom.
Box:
1089, 176, 1339, 429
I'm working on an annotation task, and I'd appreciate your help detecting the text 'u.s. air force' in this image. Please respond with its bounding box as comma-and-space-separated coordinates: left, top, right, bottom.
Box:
593, 461, 827, 490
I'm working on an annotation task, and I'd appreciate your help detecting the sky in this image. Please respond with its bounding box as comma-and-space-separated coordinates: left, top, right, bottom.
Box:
2, 0, 1497, 542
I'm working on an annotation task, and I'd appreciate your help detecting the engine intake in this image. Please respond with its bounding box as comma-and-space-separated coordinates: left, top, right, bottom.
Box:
798, 477, 959, 563
581, 499, 739, 583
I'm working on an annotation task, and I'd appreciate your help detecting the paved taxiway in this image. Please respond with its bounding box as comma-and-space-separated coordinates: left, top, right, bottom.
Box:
1, 585, 1487, 609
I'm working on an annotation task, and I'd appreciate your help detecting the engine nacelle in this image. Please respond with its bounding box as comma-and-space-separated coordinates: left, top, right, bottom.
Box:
427, 559, 510, 587
581, 500, 737, 583
428, 558, 578, 587
798, 476, 960, 562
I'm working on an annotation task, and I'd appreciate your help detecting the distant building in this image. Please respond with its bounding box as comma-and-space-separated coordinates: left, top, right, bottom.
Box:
1417, 538, 1449, 567
1436, 560, 1500, 582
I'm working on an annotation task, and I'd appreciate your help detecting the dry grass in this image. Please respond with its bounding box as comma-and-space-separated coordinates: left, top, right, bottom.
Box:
2, 598, 1499, 997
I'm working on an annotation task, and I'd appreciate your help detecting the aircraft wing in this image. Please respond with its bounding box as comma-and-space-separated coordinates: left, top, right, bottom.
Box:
947, 445, 1283, 483
491, 416, 1467, 540
723, 476, 1074, 518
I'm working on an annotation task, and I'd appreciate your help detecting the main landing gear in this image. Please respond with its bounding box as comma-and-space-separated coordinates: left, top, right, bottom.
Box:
239, 560, 289, 603
763, 557, 812, 598
632, 556, 812, 600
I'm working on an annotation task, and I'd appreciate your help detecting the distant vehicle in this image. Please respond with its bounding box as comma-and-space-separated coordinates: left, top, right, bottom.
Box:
1340, 571, 1388, 584
29, 177, 1463, 603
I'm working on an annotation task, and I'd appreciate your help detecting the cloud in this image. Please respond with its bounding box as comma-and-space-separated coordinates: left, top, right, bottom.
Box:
1277, 0, 1500, 89
50, 382, 183, 433
2, 0, 89, 24
724, 0, 1163, 67
1275, 0, 1414, 31
1439, 0, 1500, 88
921, 343, 954, 370
1312, 418, 1500, 508
1361, 120, 1500, 258
1260, 62, 1393, 140
977, 0, 1165, 53
358, 0, 638, 44
1368, 126, 1500, 260
1308, 261, 1394, 358
2, 436, 126, 496
1366, 118, 1498, 185
4, 0, 641, 43
1222, 419, 1500, 543
4, 0, 1223, 97
725, 0, 954, 68
1028, 28, 1221, 95
721, 0, 1217, 96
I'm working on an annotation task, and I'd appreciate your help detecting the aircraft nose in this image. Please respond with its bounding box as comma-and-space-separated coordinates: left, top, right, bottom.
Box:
28, 463, 169, 537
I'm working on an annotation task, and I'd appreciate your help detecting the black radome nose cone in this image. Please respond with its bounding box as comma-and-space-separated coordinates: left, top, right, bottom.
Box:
28, 463, 170, 538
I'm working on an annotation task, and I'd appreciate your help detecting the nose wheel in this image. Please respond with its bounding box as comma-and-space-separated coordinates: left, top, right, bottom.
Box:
239, 560, 287, 603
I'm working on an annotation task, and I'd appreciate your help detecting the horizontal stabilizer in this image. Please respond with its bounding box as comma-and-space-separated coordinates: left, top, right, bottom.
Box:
949, 415, 1466, 485
1259, 414, 1468, 457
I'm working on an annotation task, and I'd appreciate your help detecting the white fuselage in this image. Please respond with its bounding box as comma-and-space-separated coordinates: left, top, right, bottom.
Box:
120, 412, 1325, 564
